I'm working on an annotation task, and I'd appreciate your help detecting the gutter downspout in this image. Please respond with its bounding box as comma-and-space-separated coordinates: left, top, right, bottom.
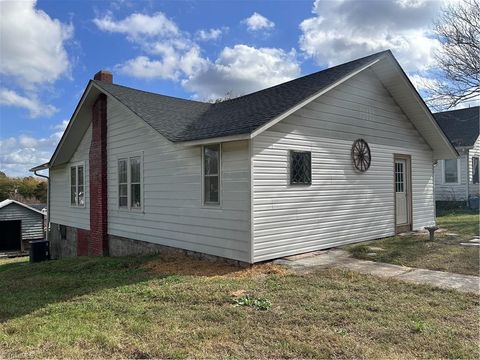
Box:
33, 170, 49, 240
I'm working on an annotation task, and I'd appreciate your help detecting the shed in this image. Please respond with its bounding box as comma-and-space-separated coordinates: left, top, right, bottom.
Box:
0, 200, 45, 252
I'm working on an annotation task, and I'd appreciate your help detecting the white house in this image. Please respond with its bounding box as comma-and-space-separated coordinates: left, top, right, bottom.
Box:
433, 107, 480, 204
31, 50, 457, 264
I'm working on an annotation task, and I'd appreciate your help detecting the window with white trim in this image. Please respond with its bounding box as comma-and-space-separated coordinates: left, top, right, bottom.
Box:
70, 164, 85, 206
203, 144, 220, 205
473, 157, 479, 184
118, 155, 143, 210
444, 159, 459, 183
118, 159, 128, 207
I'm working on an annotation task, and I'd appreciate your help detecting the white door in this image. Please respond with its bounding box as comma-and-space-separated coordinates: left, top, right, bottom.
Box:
395, 159, 408, 225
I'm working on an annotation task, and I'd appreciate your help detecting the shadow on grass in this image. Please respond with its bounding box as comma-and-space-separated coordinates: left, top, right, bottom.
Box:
0, 254, 274, 323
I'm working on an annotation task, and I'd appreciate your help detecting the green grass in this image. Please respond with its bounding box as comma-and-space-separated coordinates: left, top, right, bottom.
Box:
0, 254, 478, 358
346, 210, 480, 276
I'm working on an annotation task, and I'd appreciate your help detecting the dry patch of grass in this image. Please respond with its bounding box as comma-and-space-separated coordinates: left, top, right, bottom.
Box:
0, 254, 478, 359
345, 210, 479, 276
144, 253, 290, 278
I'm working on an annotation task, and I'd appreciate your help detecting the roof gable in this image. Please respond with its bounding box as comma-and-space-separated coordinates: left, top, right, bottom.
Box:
93, 51, 388, 143
37, 49, 458, 169
0, 199, 45, 215
434, 107, 479, 148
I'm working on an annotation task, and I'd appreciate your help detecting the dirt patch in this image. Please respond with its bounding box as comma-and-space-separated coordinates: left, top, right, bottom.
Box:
144, 253, 290, 278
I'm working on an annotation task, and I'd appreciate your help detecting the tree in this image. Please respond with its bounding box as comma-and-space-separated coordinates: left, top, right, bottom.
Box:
34, 182, 48, 203
429, 0, 480, 109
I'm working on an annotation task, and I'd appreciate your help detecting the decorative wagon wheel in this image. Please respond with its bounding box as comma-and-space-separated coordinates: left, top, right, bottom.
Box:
351, 139, 371, 172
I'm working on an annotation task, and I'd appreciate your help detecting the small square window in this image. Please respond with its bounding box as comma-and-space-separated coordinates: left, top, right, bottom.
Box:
290, 151, 311, 185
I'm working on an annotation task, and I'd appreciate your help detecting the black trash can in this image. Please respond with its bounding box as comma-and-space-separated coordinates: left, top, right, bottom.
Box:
29, 239, 50, 262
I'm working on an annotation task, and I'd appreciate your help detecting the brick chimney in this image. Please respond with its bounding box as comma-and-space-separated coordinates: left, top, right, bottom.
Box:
94, 70, 113, 84
89, 91, 109, 256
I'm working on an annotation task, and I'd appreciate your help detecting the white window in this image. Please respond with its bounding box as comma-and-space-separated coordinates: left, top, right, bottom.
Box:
203, 144, 221, 205
444, 159, 460, 184
117, 155, 143, 210
70, 163, 85, 207
472, 157, 479, 184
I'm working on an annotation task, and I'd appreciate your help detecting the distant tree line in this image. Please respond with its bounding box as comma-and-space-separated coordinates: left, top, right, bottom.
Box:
0, 171, 47, 203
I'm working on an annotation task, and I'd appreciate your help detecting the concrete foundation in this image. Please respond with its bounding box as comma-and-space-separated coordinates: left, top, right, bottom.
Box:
49, 223, 247, 266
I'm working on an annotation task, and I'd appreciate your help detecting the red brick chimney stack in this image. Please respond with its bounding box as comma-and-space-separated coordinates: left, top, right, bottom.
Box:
93, 70, 113, 84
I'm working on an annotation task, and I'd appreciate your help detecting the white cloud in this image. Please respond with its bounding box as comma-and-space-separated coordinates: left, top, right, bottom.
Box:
299, 0, 445, 72
242, 12, 275, 31
0, 88, 57, 118
0, 119, 66, 176
93, 12, 179, 40
195, 28, 223, 41
96, 11, 208, 81
96, 12, 298, 100
183, 45, 300, 100
0, 0, 73, 87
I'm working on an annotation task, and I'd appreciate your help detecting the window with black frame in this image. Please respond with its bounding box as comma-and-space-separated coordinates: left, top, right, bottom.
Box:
290, 150, 311, 185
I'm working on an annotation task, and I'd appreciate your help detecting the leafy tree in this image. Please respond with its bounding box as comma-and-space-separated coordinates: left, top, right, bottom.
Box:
34, 182, 48, 203
0, 175, 47, 203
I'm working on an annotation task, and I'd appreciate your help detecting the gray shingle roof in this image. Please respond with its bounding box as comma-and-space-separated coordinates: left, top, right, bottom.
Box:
94, 50, 389, 142
433, 106, 479, 148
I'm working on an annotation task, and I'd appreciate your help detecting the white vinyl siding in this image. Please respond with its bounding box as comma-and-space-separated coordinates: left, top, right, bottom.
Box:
106, 97, 251, 262
0, 203, 44, 240
251, 69, 435, 262
49, 125, 91, 230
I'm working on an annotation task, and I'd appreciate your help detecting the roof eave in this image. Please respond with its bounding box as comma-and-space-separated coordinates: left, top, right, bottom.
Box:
29, 163, 49, 172
177, 133, 251, 146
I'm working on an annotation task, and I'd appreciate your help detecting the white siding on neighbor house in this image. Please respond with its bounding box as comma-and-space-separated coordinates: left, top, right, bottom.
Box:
434, 154, 468, 201
49, 124, 91, 230
0, 203, 44, 240
468, 137, 480, 197
252, 69, 435, 262
106, 98, 251, 262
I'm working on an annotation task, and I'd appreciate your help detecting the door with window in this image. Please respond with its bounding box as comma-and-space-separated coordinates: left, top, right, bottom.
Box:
394, 155, 412, 233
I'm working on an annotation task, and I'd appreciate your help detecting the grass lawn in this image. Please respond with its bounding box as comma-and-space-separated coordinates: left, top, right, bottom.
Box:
345, 210, 480, 276
0, 254, 478, 358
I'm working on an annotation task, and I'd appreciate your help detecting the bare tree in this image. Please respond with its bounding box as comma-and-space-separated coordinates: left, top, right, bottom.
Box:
428, 0, 480, 109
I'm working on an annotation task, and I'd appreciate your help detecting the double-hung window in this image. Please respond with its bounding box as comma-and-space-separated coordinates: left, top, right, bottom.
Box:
203, 144, 220, 205
473, 157, 479, 184
118, 155, 143, 210
70, 163, 85, 207
444, 159, 460, 184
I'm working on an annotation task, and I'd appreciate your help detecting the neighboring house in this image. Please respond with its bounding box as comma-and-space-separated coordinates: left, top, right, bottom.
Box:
30, 203, 48, 214
31, 50, 456, 264
433, 107, 480, 203
0, 200, 45, 252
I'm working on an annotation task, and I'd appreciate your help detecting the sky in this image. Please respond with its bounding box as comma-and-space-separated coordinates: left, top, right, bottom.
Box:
0, 0, 466, 177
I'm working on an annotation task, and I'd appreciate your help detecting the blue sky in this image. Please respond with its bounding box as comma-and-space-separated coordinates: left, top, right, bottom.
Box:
0, 0, 456, 176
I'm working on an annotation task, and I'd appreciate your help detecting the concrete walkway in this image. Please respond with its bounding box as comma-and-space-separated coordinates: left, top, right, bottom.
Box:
274, 250, 480, 294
